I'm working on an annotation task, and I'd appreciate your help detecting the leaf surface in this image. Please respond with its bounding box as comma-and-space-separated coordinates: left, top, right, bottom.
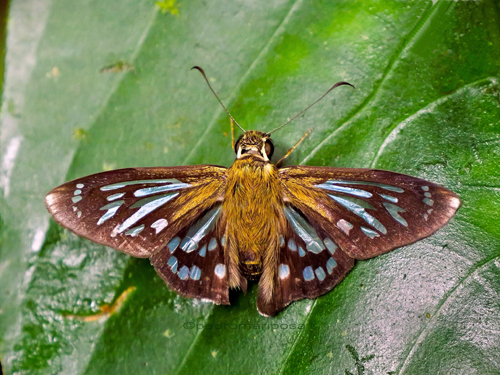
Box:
1, 0, 499, 374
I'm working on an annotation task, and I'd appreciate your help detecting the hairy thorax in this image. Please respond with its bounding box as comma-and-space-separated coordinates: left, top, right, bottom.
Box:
223, 156, 285, 284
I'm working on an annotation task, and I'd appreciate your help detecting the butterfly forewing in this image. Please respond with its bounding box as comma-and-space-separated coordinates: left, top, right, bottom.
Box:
279, 166, 460, 260
45, 165, 227, 257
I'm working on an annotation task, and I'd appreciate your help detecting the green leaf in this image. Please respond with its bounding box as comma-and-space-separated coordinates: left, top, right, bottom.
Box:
1, 0, 499, 374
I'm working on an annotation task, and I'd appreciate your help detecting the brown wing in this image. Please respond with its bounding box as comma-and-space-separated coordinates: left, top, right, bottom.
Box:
150, 206, 229, 304
46, 165, 230, 304
257, 166, 460, 316
257, 206, 355, 316
279, 166, 460, 260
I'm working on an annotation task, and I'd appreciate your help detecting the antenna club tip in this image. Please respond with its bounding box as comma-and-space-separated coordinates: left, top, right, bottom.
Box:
333, 81, 355, 89
191, 66, 204, 73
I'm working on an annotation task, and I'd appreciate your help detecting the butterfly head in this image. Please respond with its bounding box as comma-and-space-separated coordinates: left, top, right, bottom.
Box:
234, 131, 274, 161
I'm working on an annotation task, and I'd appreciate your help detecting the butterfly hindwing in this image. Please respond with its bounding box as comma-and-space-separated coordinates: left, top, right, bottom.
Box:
279, 166, 461, 260
45, 165, 227, 258
151, 206, 229, 304
257, 205, 355, 316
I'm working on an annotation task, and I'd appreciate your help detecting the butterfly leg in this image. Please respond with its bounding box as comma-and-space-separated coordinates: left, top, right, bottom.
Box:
276, 128, 313, 167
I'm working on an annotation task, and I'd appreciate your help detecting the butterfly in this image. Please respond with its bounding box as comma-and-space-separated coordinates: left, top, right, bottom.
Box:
45, 67, 460, 317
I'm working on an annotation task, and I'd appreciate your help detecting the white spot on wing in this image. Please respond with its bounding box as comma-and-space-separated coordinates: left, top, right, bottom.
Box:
151, 218, 168, 234
449, 197, 460, 209
110, 224, 120, 238
214, 263, 226, 278
278, 264, 290, 279
337, 219, 353, 235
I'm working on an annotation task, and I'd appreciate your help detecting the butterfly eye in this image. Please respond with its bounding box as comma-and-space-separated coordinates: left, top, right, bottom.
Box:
234, 136, 244, 154
265, 139, 274, 158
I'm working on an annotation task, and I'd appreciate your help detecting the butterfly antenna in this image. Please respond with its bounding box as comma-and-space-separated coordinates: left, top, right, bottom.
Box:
266, 81, 354, 135
191, 66, 246, 132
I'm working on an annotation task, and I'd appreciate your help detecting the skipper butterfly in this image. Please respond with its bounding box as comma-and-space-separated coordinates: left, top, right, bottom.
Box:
45, 67, 460, 316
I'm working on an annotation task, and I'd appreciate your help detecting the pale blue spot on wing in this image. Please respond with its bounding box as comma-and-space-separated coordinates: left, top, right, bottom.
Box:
72, 196, 82, 203
303, 266, 314, 281
221, 235, 226, 247
382, 202, 408, 227
329, 195, 387, 234
198, 245, 207, 257
423, 198, 434, 206
180, 237, 195, 252
100, 179, 183, 191
180, 207, 222, 253
98, 206, 119, 225
283, 206, 325, 254
279, 235, 284, 246
125, 224, 145, 237
323, 237, 337, 254
299, 247, 306, 257
422, 186, 429, 191
380, 194, 398, 203
76, 183, 84, 189
424, 192, 431, 198
100, 200, 125, 210
178, 266, 189, 280
326, 257, 337, 274
134, 183, 192, 197
214, 263, 226, 278
279, 264, 290, 279
167, 256, 178, 273
168, 237, 180, 253
288, 239, 297, 251
190, 266, 201, 280
118, 193, 178, 233
315, 267, 326, 281
74, 189, 82, 195
107, 192, 125, 201
208, 238, 217, 251
130, 194, 177, 209
97, 200, 124, 225
315, 183, 372, 198
361, 226, 380, 238
326, 180, 404, 193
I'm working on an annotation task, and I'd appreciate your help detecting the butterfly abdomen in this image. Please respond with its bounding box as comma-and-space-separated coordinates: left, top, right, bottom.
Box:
223, 156, 285, 287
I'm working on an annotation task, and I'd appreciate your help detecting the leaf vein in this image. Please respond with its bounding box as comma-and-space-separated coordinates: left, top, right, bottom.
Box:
370, 76, 498, 168
300, 1, 440, 165
397, 253, 500, 374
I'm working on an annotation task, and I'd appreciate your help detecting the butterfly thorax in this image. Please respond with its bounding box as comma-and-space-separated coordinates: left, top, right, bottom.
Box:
223, 155, 285, 288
